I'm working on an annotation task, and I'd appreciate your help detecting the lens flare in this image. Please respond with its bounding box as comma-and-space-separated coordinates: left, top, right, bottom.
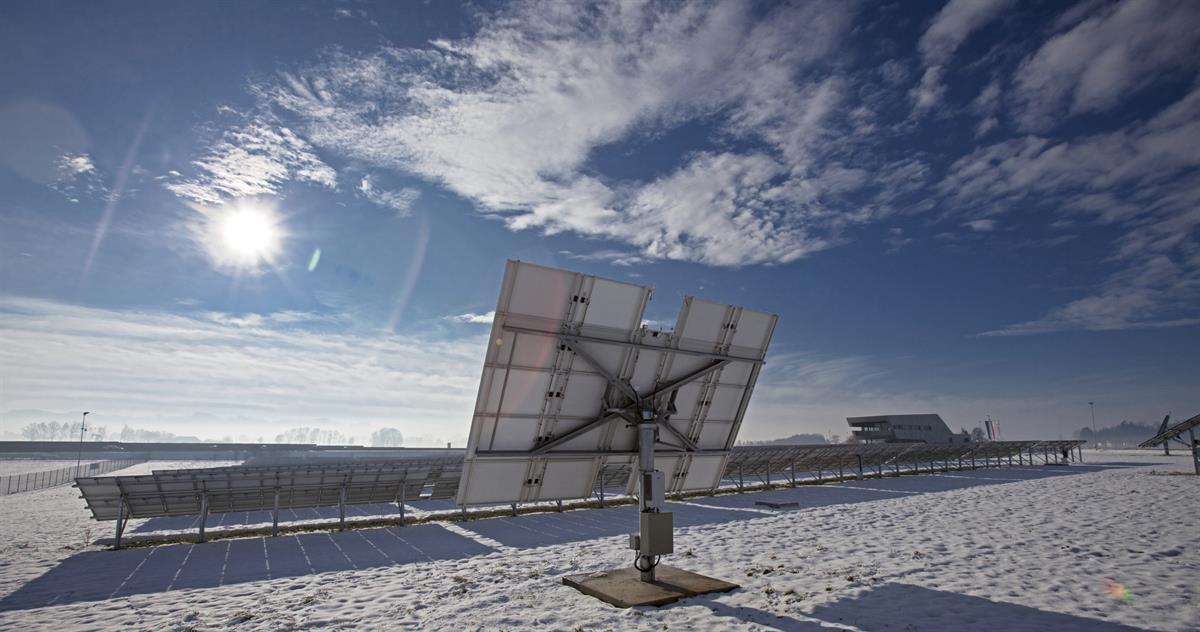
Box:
1103, 579, 1133, 602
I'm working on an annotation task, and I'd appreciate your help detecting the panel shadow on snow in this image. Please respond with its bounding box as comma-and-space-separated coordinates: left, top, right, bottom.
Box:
0, 524, 492, 612
132, 502, 410, 534
458, 463, 1122, 549
809, 583, 1152, 632
460, 500, 752, 549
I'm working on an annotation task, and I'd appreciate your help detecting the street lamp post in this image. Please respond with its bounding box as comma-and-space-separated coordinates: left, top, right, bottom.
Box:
1088, 402, 1096, 450
76, 411, 90, 471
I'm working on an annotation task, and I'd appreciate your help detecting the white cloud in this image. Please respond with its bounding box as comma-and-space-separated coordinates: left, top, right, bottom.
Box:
444, 311, 495, 324
166, 117, 337, 205
244, 1, 886, 267
0, 296, 481, 445
560, 249, 648, 267
944, 84, 1200, 334
55, 152, 95, 178
912, 0, 1014, 112
980, 254, 1200, 335
358, 175, 420, 215
47, 151, 111, 202
963, 219, 996, 232
1014, 0, 1200, 130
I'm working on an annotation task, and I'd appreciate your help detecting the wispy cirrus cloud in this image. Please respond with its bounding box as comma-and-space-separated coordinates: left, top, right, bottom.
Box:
1013, 0, 1200, 131
242, 1, 916, 267
559, 249, 649, 267
48, 151, 109, 202
950, 81, 1200, 334
358, 175, 420, 215
166, 117, 337, 205
911, 0, 1013, 113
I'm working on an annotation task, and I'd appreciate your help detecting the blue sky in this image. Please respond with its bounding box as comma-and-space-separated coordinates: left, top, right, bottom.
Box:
1, 0, 1198, 445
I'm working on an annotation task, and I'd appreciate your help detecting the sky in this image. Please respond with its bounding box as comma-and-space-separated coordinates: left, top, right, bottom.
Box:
1, 0, 1198, 446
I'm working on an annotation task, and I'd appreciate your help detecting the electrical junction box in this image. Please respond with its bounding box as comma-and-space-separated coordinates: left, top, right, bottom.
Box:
639, 512, 673, 556
641, 470, 665, 507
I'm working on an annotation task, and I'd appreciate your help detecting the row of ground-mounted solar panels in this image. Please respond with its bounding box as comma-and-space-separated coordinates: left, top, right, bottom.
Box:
152, 456, 465, 476
720, 440, 1085, 482
76, 440, 1083, 522
77, 460, 462, 520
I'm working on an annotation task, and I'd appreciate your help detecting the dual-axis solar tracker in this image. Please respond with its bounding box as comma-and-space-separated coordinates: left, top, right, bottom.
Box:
458, 260, 777, 587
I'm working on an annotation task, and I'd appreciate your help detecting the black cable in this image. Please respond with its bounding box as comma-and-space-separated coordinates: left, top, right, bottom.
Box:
632, 553, 662, 572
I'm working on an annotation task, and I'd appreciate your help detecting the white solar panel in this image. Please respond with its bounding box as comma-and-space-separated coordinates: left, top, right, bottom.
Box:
457, 260, 777, 506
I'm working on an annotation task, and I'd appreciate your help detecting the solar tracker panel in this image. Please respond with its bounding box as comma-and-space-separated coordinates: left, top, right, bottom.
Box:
1139, 412, 1200, 448
457, 261, 777, 507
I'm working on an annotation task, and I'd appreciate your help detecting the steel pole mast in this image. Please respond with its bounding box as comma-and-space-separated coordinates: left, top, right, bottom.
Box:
1088, 402, 1096, 450
75, 411, 90, 471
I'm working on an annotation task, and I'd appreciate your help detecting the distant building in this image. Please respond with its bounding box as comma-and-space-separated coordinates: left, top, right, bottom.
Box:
846, 414, 970, 444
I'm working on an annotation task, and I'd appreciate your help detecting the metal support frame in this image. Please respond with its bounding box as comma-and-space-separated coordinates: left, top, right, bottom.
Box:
531, 341, 726, 455
114, 496, 129, 549
271, 489, 280, 537
398, 485, 406, 526
198, 493, 209, 543
636, 409, 662, 582
338, 484, 347, 531
1191, 429, 1199, 476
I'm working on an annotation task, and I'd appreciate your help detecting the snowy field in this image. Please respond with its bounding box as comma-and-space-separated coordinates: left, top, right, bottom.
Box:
0, 452, 1195, 631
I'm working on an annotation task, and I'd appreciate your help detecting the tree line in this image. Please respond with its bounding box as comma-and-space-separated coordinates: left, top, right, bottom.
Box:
17, 422, 406, 447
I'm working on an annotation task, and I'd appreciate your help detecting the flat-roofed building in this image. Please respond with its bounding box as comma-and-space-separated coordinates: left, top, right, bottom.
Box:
847, 413, 969, 444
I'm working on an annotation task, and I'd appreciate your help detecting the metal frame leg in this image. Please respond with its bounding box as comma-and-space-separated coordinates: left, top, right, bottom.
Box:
198, 494, 209, 543
398, 485, 406, 526
1191, 429, 1199, 475
272, 489, 280, 537
338, 485, 347, 531
115, 497, 128, 550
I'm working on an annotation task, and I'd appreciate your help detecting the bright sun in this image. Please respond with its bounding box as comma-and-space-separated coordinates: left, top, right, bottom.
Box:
221, 208, 276, 259
203, 203, 284, 272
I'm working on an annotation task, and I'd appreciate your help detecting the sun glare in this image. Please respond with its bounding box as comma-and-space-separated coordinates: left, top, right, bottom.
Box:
221, 208, 276, 259
201, 202, 285, 273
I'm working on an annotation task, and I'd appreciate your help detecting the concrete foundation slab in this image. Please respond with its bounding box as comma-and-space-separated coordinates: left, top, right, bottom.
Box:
562, 565, 739, 608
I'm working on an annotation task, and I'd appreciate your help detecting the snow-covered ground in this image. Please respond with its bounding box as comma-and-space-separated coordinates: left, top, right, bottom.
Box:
0, 452, 1195, 630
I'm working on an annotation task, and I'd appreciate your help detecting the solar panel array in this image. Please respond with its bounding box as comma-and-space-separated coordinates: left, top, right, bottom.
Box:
720, 440, 1085, 487
77, 458, 461, 521
75, 440, 1086, 526
1138, 412, 1200, 447
457, 261, 778, 506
